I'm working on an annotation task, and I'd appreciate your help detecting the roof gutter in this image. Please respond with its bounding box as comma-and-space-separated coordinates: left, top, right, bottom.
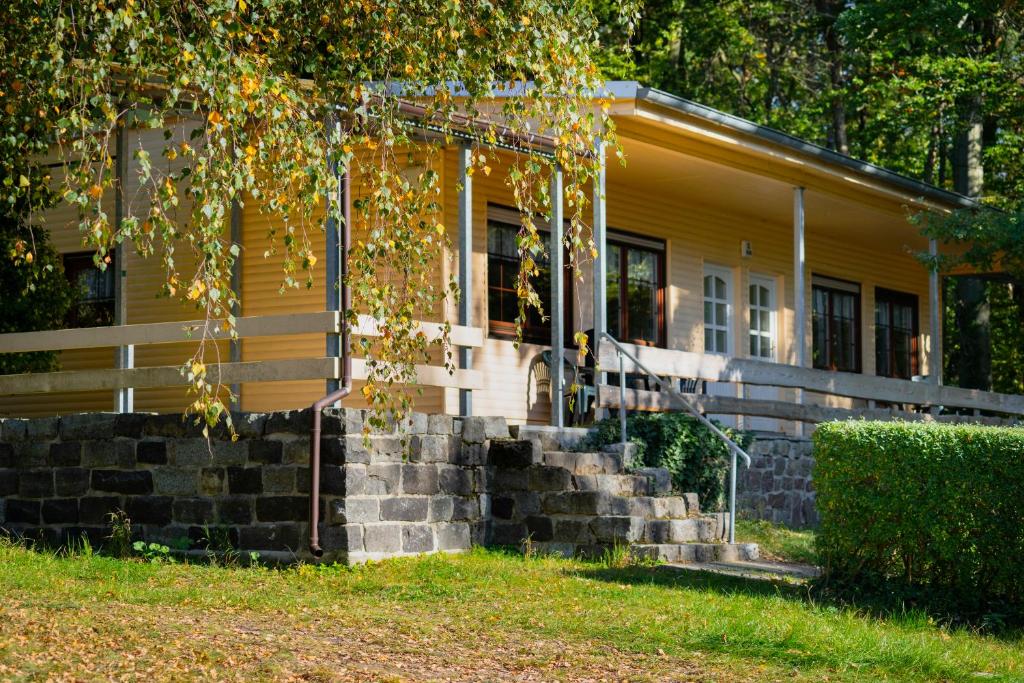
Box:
634, 87, 978, 211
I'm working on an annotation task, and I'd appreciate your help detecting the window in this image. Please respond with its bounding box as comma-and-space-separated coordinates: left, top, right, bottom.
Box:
748, 276, 776, 360
703, 266, 731, 354
63, 251, 116, 328
875, 288, 918, 379
487, 208, 570, 344
606, 232, 665, 347
812, 275, 860, 372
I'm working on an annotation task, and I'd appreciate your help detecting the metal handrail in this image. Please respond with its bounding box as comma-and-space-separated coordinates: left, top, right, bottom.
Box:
599, 333, 751, 544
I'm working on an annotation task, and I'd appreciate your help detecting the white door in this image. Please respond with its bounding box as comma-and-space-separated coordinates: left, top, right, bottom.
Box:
746, 275, 780, 432
703, 266, 737, 428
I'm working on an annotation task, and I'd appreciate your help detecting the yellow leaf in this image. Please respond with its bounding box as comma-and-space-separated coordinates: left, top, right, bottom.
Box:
244, 144, 256, 159
307, 254, 317, 267
238, 0, 247, 10
18, 175, 30, 188
208, 111, 223, 125
361, 385, 372, 399
88, 184, 103, 199
24, 251, 33, 264
435, 223, 445, 235
483, 165, 492, 176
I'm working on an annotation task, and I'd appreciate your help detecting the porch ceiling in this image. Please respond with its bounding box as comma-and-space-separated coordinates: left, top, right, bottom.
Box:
610, 134, 932, 253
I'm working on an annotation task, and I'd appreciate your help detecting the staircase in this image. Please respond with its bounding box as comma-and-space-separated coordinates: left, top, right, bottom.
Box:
488, 436, 759, 563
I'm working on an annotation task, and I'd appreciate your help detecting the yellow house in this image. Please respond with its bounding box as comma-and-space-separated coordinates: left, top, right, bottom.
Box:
4, 82, 1023, 430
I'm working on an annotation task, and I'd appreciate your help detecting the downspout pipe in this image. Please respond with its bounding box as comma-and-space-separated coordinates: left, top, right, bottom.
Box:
309, 165, 351, 558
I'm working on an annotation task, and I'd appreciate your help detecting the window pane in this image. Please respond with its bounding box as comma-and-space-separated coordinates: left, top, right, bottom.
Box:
704, 275, 712, 298
715, 277, 726, 300
715, 303, 726, 326
704, 300, 713, 325
749, 284, 757, 306
716, 330, 727, 352
626, 249, 658, 343
705, 328, 714, 352
759, 310, 770, 333
749, 334, 758, 356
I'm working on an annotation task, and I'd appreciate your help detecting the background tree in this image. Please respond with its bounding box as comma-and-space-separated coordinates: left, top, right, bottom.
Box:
596, 0, 1024, 393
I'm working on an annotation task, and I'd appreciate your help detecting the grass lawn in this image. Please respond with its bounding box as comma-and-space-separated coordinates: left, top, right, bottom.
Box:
734, 519, 818, 565
0, 539, 1021, 681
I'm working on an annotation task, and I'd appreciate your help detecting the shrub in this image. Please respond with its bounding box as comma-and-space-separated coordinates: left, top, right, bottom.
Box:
582, 412, 750, 509
814, 421, 1024, 622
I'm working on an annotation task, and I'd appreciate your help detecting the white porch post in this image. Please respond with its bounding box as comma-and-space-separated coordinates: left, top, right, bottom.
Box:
458, 145, 474, 416
929, 238, 942, 385
325, 130, 343, 398
113, 124, 133, 413
793, 187, 806, 434
550, 165, 564, 428
592, 137, 607, 418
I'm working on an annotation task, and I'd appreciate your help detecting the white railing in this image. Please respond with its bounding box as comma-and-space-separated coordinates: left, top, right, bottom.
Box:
597, 342, 1024, 425
0, 312, 484, 396
600, 333, 751, 545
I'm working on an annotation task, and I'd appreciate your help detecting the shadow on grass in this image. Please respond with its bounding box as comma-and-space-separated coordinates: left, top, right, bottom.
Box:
568, 561, 1024, 641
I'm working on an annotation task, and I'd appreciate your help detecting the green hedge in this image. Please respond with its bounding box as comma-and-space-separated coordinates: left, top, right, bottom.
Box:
814, 421, 1024, 620
582, 412, 750, 509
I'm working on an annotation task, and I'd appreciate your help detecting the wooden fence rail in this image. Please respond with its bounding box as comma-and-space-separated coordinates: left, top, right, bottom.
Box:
597, 341, 1024, 422
0, 312, 483, 395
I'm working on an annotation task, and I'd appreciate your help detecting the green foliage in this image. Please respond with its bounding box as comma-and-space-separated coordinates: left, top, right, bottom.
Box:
133, 541, 173, 563
583, 412, 750, 509
0, 220, 75, 375
0, 0, 635, 430
814, 420, 1024, 623
105, 510, 134, 559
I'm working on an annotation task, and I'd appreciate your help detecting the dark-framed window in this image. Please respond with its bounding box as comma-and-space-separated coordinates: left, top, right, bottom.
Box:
63, 251, 116, 328
812, 275, 860, 373
607, 231, 666, 347
875, 288, 919, 379
486, 208, 571, 345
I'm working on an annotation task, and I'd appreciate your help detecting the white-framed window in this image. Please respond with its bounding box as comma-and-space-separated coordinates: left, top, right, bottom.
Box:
748, 275, 777, 361
703, 265, 732, 354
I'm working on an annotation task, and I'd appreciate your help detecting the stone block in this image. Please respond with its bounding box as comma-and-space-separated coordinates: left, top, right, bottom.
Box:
19, 470, 54, 498
200, 467, 226, 495
363, 524, 402, 554
125, 496, 173, 525
153, 468, 197, 496
491, 496, 515, 520
380, 497, 428, 522
402, 464, 439, 495
255, 496, 307, 522
218, 496, 255, 525
348, 497, 384, 525
173, 498, 215, 525
79, 496, 121, 525
23, 417, 58, 441
462, 416, 508, 444
602, 442, 640, 469
651, 497, 687, 519
82, 440, 135, 468
281, 437, 310, 466
320, 465, 347, 496
6, 499, 40, 524
428, 495, 454, 522
402, 525, 435, 553
47, 442, 82, 468
427, 414, 454, 435
239, 523, 303, 552
0, 469, 17, 496
488, 440, 538, 469
364, 463, 401, 495
321, 438, 346, 466
227, 467, 262, 495
682, 492, 700, 515
489, 521, 527, 546
438, 466, 474, 496
402, 413, 429, 435
435, 522, 470, 550
409, 435, 450, 463
451, 496, 479, 521
136, 440, 168, 465
524, 515, 554, 542
212, 440, 250, 466
590, 516, 643, 544
453, 443, 487, 467
262, 466, 296, 494
552, 517, 593, 544
671, 518, 701, 543
11, 442, 47, 468
42, 498, 79, 524
60, 413, 115, 440
635, 467, 671, 495
0, 443, 11, 468
265, 409, 313, 435
628, 496, 656, 519
491, 467, 528, 492
166, 439, 210, 468
54, 468, 90, 497
248, 440, 283, 465
234, 412, 268, 439
318, 523, 363, 553
528, 465, 572, 492
542, 491, 615, 516
0, 419, 28, 442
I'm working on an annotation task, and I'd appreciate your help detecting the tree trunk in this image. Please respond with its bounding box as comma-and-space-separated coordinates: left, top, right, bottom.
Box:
954, 276, 992, 391
816, 0, 848, 154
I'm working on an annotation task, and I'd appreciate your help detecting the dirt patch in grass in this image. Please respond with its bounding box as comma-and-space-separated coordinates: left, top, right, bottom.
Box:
0, 598, 725, 682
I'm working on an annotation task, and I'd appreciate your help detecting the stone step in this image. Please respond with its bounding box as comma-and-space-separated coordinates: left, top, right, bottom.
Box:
643, 516, 727, 544
541, 491, 698, 519
543, 451, 624, 475
572, 473, 655, 497
631, 542, 760, 564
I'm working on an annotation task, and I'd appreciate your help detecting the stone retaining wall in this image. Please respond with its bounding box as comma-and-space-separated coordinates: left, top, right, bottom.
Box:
0, 410, 504, 563
737, 435, 817, 528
